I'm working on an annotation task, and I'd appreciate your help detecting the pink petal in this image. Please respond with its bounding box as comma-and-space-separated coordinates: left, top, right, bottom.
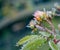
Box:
33, 10, 44, 17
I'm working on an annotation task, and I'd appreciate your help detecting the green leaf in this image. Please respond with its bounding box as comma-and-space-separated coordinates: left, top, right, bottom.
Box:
20, 35, 47, 50
39, 31, 51, 37
49, 40, 58, 50
16, 35, 42, 46
39, 42, 50, 50
16, 35, 32, 46
57, 42, 60, 50
56, 34, 60, 40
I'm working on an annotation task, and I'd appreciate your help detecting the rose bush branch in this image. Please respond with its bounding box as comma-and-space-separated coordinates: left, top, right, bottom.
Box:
28, 10, 60, 44
16, 8, 60, 50
45, 18, 56, 38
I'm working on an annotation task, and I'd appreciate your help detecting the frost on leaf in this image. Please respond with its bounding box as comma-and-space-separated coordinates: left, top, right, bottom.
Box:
16, 35, 45, 46
49, 40, 58, 50
20, 35, 47, 50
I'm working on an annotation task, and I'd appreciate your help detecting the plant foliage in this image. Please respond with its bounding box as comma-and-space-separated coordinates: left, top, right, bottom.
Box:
16, 7, 60, 50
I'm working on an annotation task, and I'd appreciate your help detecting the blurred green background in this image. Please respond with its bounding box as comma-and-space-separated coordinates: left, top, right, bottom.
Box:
0, 0, 60, 50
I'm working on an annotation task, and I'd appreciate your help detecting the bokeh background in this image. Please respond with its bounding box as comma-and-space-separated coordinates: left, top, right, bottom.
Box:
0, 0, 60, 50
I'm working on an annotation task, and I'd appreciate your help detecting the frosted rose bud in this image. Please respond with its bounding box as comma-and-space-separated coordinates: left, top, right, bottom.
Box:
33, 10, 48, 21
27, 20, 36, 29
33, 11, 44, 18
33, 11, 45, 21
